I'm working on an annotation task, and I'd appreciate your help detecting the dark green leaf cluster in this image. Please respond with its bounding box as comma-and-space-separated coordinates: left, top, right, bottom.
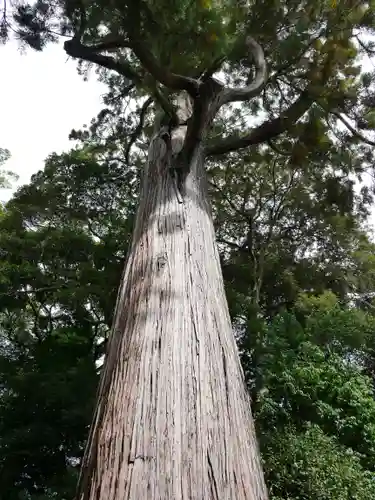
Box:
0, 141, 138, 498
252, 305, 375, 499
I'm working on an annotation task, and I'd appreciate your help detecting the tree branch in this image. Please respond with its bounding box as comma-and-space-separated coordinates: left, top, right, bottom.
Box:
66, 0, 86, 41
208, 179, 252, 223
199, 55, 226, 82
216, 237, 241, 250
285, 78, 375, 148
1, 285, 69, 298
129, 40, 200, 96
76, 0, 86, 39
125, 97, 153, 164
218, 37, 267, 107
267, 139, 292, 156
88, 36, 129, 53
63, 38, 140, 84
151, 84, 178, 124
206, 91, 312, 156
330, 109, 375, 147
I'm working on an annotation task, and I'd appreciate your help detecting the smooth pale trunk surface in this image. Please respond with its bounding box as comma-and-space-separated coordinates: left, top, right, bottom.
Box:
77, 122, 268, 499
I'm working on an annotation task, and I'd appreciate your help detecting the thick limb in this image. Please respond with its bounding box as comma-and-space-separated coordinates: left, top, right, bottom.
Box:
206, 91, 312, 156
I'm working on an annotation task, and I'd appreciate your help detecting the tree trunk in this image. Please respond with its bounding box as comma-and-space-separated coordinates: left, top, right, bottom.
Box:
76, 95, 268, 500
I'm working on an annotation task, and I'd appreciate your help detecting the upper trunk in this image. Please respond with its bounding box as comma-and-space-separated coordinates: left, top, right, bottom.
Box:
76, 92, 268, 500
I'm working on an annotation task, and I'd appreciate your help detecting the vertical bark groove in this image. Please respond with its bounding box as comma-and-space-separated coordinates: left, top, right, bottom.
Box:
76, 101, 268, 499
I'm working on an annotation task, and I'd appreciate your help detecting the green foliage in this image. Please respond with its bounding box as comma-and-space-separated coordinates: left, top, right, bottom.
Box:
214, 141, 375, 319
8, 0, 245, 72
135, 0, 246, 73
0, 148, 10, 165
264, 424, 375, 500
0, 142, 137, 498
0, 148, 17, 191
252, 304, 375, 498
0, 326, 97, 499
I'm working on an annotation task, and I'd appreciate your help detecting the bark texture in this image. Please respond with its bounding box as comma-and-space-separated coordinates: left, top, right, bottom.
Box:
76, 97, 268, 500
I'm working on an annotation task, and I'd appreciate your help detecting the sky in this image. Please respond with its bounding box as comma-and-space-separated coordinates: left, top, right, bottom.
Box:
0, 39, 106, 202
0, 36, 374, 236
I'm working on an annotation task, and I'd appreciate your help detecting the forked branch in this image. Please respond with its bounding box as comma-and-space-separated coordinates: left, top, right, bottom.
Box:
65, 1, 200, 107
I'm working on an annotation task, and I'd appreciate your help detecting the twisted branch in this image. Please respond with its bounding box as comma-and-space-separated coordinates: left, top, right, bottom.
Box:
217, 37, 267, 108
206, 43, 341, 156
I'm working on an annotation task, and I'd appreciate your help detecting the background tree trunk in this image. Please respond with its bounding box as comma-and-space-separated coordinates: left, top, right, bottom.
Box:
76, 103, 268, 499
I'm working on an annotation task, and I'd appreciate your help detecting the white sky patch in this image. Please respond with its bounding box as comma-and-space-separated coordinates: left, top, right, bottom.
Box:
0, 39, 106, 202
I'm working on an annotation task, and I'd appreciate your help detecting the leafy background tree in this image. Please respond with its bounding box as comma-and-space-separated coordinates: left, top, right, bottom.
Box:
0, 148, 17, 192
1, 0, 375, 498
